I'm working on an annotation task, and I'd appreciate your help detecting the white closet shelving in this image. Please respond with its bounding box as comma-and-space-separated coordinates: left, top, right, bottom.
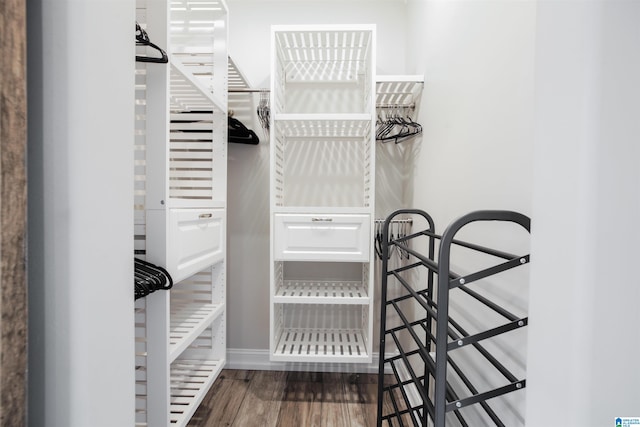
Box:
135, 1, 228, 426
269, 25, 377, 364
376, 75, 424, 108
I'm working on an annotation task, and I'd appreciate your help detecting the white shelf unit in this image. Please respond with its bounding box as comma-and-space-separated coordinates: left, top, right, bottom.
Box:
135, 1, 228, 426
376, 75, 424, 108
269, 25, 376, 365
273, 280, 370, 304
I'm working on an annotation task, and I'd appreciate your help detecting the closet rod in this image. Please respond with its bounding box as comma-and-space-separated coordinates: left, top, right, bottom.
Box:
374, 218, 413, 224
228, 88, 270, 93
376, 103, 416, 109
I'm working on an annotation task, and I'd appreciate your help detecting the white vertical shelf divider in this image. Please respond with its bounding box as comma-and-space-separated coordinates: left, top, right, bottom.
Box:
269, 25, 377, 365
137, 1, 228, 426
141, 2, 171, 425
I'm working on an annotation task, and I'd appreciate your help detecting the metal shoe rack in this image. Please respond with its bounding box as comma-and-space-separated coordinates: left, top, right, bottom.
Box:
377, 209, 531, 427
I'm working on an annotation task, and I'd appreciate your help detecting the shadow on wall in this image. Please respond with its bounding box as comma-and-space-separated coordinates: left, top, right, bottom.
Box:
376, 135, 422, 219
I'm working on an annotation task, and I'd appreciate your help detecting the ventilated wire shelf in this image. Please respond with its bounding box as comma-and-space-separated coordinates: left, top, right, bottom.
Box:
273, 116, 372, 138
169, 303, 224, 362
274, 281, 369, 304
273, 328, 368, 360
274, 28, 373, 82
376, 77, 424, 107
169, 359, 224, 425
272, 303, 371, 363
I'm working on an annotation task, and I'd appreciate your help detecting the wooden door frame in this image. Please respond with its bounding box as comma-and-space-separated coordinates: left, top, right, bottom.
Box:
0, 0, 28, 424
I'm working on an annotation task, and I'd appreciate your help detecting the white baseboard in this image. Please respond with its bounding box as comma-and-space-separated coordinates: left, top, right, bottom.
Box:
225, 348, 383, 374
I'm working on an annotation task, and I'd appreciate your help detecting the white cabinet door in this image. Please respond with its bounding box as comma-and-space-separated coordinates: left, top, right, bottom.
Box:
167, 208, 225, 283
274, 214, 370, 262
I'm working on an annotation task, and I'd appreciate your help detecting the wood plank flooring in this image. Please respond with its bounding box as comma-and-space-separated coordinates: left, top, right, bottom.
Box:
187, 369, 382, 427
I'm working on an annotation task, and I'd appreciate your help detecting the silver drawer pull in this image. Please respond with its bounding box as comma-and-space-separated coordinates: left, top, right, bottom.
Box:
311, 217, 333, 222
199, 213, 213, 219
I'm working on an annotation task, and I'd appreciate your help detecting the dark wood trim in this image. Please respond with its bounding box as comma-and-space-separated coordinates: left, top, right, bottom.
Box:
0, 0, 28, 425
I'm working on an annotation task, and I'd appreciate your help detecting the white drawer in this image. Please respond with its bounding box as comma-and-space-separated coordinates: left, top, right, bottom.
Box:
167, 208, 225, 282
274, 214, 370, 262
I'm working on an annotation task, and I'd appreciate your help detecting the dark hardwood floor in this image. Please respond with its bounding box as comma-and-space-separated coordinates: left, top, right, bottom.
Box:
187, 369, 382, 427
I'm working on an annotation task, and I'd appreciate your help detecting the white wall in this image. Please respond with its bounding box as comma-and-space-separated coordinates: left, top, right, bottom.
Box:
27, 0, 135, 425
406, 1, 536, 424
527, 1, 640, 425
403, 0, 640, 424
407, 0, 535, 223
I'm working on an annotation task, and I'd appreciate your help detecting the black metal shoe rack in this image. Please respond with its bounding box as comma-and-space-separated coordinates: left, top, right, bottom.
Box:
376, 209, 531, 427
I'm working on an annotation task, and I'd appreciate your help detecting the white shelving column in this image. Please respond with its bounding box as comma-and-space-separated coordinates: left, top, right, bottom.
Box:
137, 1, 228, 426
269, 25, 377, 365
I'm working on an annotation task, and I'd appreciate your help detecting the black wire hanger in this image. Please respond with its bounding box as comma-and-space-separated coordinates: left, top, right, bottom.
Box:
134, 258, 173, 300
228, 114, 260, 145
135, 22, 168, 64
376, 105, 422, 144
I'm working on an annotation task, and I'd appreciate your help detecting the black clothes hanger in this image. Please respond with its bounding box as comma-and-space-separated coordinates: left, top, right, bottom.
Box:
374, 220, 388, 261
228, 116, 260, 145
256, 91, 270, 134
134, 258, 173, 300
376, 106, 422, 144
135, 22, 168, 64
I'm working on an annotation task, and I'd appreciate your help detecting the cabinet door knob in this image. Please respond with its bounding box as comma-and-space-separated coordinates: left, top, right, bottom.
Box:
199, 213, 213, 219
311, 217, 333, 222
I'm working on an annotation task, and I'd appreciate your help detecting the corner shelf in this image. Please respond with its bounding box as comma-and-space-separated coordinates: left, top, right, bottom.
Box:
376, 75, 424, 107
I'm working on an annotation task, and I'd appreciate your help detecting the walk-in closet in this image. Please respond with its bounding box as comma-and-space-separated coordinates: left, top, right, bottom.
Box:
25, 0, 640, 426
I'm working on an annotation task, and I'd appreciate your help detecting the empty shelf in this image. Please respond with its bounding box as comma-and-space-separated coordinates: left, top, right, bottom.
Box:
169, 358, 225, 426
275, 280, 369, 304
274, 114, 372, 138
273, 327, 369, 363
274, 26, 374, 82
376, 75, 424, 107
169, 302, 225, 363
